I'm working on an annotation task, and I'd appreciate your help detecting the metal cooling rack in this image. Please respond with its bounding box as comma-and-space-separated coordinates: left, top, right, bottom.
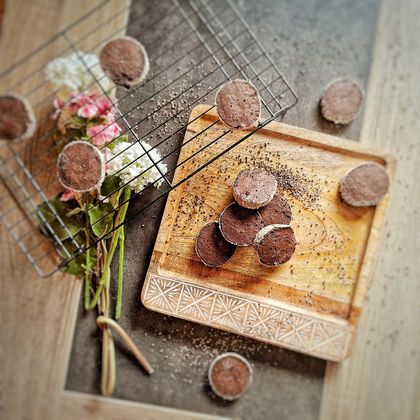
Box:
0, 0, 298, 277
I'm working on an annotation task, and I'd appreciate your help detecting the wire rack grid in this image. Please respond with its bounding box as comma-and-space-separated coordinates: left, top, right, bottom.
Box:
0, 0, 298, 277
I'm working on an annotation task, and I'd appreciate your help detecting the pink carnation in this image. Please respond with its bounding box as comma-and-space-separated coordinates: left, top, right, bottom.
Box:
77, 101, 98, 119
75, 93, 114, 120
60, 189, 76, 201
87, 122, 122, 146
96, 96, 113, 115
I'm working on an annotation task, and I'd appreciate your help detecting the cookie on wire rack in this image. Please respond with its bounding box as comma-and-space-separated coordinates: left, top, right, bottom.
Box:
99, 36, 150, 88
57, 141, 105, 193
215, 79, 261, 130
0, 94, 36, 142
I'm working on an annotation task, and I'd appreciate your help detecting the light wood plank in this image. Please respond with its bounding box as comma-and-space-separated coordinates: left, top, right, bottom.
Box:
60, 391, 228, 420
0, 1, 129, 420
320, 0, 420, 418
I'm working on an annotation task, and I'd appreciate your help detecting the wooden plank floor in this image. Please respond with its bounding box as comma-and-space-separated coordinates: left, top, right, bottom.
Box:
0, 0, 419, 419
320, 0, 420, 418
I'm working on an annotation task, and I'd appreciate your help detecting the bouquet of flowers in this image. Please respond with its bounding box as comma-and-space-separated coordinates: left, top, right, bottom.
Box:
39, 51, 165, 394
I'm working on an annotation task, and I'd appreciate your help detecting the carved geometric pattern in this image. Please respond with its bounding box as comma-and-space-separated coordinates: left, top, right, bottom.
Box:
142, 274, 353, 362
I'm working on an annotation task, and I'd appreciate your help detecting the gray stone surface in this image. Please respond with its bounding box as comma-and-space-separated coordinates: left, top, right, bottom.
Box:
66, 0, 379, 418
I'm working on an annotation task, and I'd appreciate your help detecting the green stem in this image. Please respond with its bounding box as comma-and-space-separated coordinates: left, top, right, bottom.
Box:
87, 186, 131, 311
84, 202, 91, 310
87, 232, 119, 310
115, 225, 125, 320
115, 186, 131, 319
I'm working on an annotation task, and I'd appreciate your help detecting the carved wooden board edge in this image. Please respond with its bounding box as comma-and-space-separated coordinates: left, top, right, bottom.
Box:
141, 271, 353, 362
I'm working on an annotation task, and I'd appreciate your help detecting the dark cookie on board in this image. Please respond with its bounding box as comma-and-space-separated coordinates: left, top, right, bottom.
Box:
233, 168, 277, 210
195, 221, 236, 267
340, 163, 390, 207
219, 202, 264, 246
258, 193, 292, 225
254, 224, 296, 266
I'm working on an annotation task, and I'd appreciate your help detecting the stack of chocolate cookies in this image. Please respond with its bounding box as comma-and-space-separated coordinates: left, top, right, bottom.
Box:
196, 168, 297, 268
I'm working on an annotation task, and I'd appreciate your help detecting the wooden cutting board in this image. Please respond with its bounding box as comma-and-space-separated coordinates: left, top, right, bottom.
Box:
141, 104, 395, 362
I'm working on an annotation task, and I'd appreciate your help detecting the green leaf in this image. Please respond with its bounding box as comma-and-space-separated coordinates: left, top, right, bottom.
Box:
61, 255, 86, 276
57, 239, 97, 278
37, 196, 84, 242
88, 202, 115, 238
100, 175, 122, 197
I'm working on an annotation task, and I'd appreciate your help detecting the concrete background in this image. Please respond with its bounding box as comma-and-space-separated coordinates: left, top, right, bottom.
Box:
66, 0, 379, 418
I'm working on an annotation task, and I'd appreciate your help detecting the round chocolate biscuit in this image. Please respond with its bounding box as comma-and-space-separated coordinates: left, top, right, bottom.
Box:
340, 163, 389, 207
258, 193, 292, 225
219, 202, 264, 246
57, 141, 105, 193
233, 168, 277, 209
0, 94, 36, 141
254, 224, 296, 266
216, 79, 261, 129
208, 352, 252, 401
320, 78, 363, 125
99, 36, 150, 88
195, 221, 236, 267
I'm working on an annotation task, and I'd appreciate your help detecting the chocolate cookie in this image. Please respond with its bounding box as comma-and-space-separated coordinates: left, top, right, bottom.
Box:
0, 94, 36, 141
216, 79, 261, 129
340, 162, 390, 207
258, 193, 292, 225
195, 221, 236, 267
254, 224, 296, 266
320, 78, 363, 125
219, 202, 264, 246
57, 141, 105, 192
233, 168, 277, 209
99, 36, 150, 88
208, 353, 252, 401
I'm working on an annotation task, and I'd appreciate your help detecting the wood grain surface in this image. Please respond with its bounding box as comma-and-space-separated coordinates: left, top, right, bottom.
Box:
61, 391, 228, 420
320, 0, 420, 418
0, 0, 90, 416
142, 105, 395, 361
0, 0, 419, 419
0, 0, 4, 34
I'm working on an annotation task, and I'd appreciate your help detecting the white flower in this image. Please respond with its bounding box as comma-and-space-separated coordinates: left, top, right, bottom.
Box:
45, 52, 111, 93
105, 141, 168, 194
